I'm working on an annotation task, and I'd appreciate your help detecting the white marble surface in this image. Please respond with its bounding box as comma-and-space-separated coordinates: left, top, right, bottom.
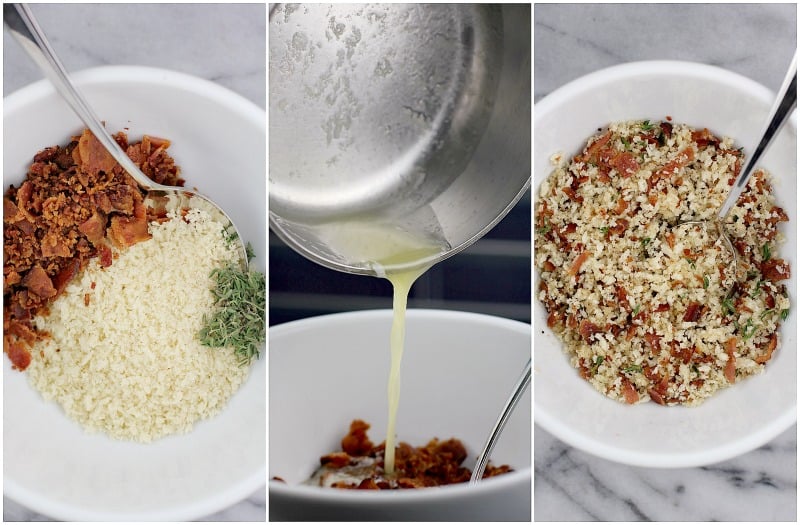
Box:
2, 3, 265, 522
534, 3, 797, 522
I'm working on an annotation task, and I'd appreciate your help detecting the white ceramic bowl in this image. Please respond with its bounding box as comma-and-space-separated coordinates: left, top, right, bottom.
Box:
534, 61, 797, 467
269, 309, 531, 521
3, 66, 266, 520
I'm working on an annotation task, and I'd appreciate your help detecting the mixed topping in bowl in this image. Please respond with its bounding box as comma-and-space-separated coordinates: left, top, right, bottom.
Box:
300, 420, 512, 489
535, 120, 790, 406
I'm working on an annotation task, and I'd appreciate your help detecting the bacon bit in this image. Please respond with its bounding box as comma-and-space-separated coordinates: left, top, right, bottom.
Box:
561, 223, 577, 235
643, 332, 662, 354
83, 293, 91, 307
608, 218, 629, 237
761, 259, 791, 281
609, 151, 640, 177
666, 115, 673, 121
625, 323, 637, 340
567, 251, 591, 276
659, 121, 673, 138
567, 314, 579, 329
22, 265, 57, 299
664, 232, 676, 250
765, 293, 776, 309
649, 146, 695, 189
547, 310, 564, 329
90, 281, 97, 290
570, 175, 590, 191
691, 128, 721, 148
755, 333, 778, 364
652, 303, 670, 313
562, 187, 584, 203
647, 194, 658, 206
98, 243, 113, 268
579, 320, 602, 344
583, 131, 612, 162
682, 303, 704, 322
320, 452, 351, 468
613, 197, 629, 215
768, 206, 789, 224
648, 388, 666, 405
724, 337, 737, 383
615, 284, 630, 310
578, 358, 591, 379
620, 377, 639, 404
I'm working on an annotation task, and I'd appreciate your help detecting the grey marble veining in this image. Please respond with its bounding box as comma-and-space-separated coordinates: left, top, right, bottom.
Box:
3, 3, 265, 522
534, 3, 797, 522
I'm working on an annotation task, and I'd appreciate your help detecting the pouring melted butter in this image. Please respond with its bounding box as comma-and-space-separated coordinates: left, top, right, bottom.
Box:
312, 220, 447, 476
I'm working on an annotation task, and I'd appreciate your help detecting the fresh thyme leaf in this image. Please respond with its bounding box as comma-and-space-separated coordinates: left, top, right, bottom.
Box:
741, 318, 756, 340
640, 120, 654, 131
590, 355, 604, 375
781, 308, 790, 321
703, 275, 710, 289
598, 226, 610, 236
622, 364, 643, 373
761, 243, 771, 261
199, 262, 266, 366
245, 241, 256, 262
750, 279, 764, 298
760, 309, 774, 320
691, 364, 700, 375
621, 136, 631, 149
536, 222, 552, 235
632, 304, 641, 317
721, 296, 735, 316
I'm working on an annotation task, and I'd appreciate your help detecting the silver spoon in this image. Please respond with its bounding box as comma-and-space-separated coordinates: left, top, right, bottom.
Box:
470, 357, 531, 484
4, 3, 248, 267
678, 52, 796, 272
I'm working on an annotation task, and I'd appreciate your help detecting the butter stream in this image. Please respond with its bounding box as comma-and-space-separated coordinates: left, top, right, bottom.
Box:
312, 220, 446, 475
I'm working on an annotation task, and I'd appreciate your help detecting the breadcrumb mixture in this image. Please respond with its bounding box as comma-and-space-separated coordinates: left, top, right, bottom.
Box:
535, 120, 790, 406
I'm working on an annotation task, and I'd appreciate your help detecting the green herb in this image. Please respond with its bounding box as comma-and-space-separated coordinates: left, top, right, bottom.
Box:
198, 262, 266, 366
622, 364, 643, 373
721, 296, 735, 316
746, 270, 759, 280
632, 304, 642, 317
741, 318, 756, 340
703, 275, 710, 289
691, 364, 700, 375
536, 222, 552, 235
760, 309, 774, 320
685, 257, 696, 269
590, 355, 604, 375
621, 136, 631, 149
640, 120, 654, 131
761, 243, 771, 261
641, 237, 652, 248
781, 308, 790, 321
750, 279, 764, 298
598, 226, 610, 236
732, 215, 739, 223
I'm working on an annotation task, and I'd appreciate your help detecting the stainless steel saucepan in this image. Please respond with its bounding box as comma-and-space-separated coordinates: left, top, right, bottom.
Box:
269, 3, 531, 275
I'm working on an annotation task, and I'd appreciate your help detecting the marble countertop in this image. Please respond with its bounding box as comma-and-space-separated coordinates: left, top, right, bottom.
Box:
534, 3, 797, 521
3, 3, 265, 522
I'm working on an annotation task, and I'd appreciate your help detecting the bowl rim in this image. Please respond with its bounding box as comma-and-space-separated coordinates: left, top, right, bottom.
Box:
3, 65, 266, 521
269, 308, 532, 501
533, 59, 798, 468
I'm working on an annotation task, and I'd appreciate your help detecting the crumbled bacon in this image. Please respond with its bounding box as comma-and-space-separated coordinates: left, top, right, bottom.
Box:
724, 338, 737, 383
761, 259, 790, 281
579, 320, 602, 344
755, 333, 778, 364
567, 251, 591, 276
682, 302, 705, 322
3, 129, 182, 371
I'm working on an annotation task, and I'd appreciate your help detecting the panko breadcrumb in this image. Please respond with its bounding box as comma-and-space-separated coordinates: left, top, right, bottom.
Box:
535, 120, 790, 406
26, 208, 249, 441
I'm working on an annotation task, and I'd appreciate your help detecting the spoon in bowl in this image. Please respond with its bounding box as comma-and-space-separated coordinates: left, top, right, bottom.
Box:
470, 357, 531, 484
676, 52, 796, 276
4, 3, 248, 268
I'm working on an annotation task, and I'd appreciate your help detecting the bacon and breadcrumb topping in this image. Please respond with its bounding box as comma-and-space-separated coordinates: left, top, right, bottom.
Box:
3, 129, 183, 371
306, 420, 512, 489
535, 120, 790, 406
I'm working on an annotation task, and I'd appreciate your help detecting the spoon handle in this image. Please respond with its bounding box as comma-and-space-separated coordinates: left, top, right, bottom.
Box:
469, 357, 531, 485
3, 3, 160, 190
718, 52, 797, 220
